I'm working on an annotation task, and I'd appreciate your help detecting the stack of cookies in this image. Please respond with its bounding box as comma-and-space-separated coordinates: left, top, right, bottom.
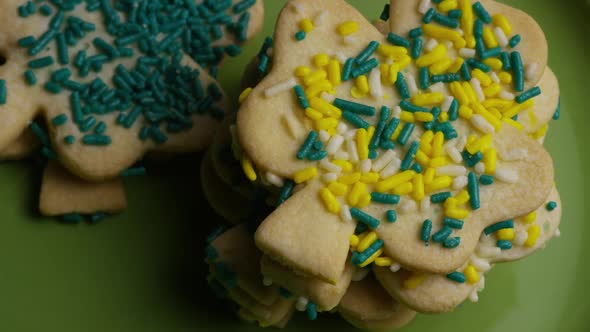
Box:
203, 0, 562, 330
0, 0, 264, 222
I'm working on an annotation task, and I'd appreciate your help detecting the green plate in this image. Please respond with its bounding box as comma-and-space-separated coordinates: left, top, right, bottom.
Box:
0, 1, 588, 331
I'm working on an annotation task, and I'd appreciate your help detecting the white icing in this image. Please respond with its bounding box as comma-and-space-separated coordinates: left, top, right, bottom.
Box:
420, 197, 431, 212
265, 77, 297, 97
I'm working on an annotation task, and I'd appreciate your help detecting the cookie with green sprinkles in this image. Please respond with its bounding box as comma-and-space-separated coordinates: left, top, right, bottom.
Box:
0, 0, 265, 181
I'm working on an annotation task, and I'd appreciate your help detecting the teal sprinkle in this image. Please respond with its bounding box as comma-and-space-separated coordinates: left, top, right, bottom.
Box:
467, 58, 490, 72
334, 98, 376, 116
28, 56, 54, 69
380, 4, 390, 21
411, 38, 423, 59
18, 5, 29, 18
370, 106, 390, 149
39, 4, 52, 16
52, 114, 68, 126
411, 163, 423, 173
400, 141, 419, 170
342, 58, 354, 81
308, 150, 327, 161
44, 81, 62, 94
233, 0, 256, 14
432, 12, 459, 28
29, 29, 57, 56
431, 73, 460, 83
467, 172, 480, 209
515, 86, 541, 104
448, 9, 462, 19
424, 106, 441, 131
510, 51, 524, 92
94, 121, 107, 134
481, 47, 502, 60
474, 19, 484, 38
41, 146, 57, 160
553, 98, 561, 120
546, 201, 557, 211
431, 192, 451, 203
306, 302, 318, 321
342, 111, 370, 129
447, 271, 466, 283
448, 99, 459, 120
423, 8, 435, 23
444, 217, 464, 230
475, 37, 486, 58
355, 41, 380, 65
484, 220, 514, 235
294, 85, 309, 109
421, 219, 433, 243
296, 131, 318, 160
90, 212, 108, 224
472, 1, 491, 23
82, 135, 112, 146
278, 287, 292, 299
56, 33, 69, 64
409, 27, 422, 38
351, 58, 379, 78
509, 34, 521, 48
121, 167, 147, 177
460, 61, 472, 80
395, 72, 410, 99
351, 239, 384, 266
419, 66, 430, 90
63, 135, 75, 145
150, 127, 168, 144
443, 237, 461, 249
24, 70, 37, 85
295, 31, 306, 41
461, 150, 483, 167
371, 192, 400, 204
400, 100, 429, 113
51, 68, 72, 82
18, 36, 36, 48
62, 213, 83, 223
501, 52, 511, 71
386, 210, 397, 223
432, 226, 452, 243
397, 123, 415, 145
387, 32, 410, 48
479, 174, 494, 185
277, 180, 295, 205
381, 117, 400, 142
369, 149, 378, 159
0, 80, 6, 105
497, 240, 512, 250
350, 208, 380, 229
80, 116, 96, 132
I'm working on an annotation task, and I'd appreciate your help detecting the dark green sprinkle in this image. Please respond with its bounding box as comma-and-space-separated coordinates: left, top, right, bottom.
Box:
52, 114, 68, 126
24, 70, 37, 85
41, 146, 57, 160
396, 72, 410, 99
467, 172, 480, 209
80, 116, 97, 132
305, 301, 317, 320
39, 4, 52, 16
44, 81, 62, 94
409, 27, 422, 38
18, 36, 36, 48
546, 201, 557, 211
90, 212, 108, 224
62, 213, 83, 223
444, 217, 464, 230
350, 208, 380, 229
342, 111, 370, 129
431, 192, 452, 203
278, 287, 292, 299
63, 135, 75, 145
121, 167, 147, 177
387, 32, 410, 48
334, 98, 376, 116
56, 32, 69, 64
509, 34, 521, 48
355, 41, 380, 65
386, 210, 397, 223
553, 98, 560, 120
28, 56, 54, 69
277, 180, 295, 205
51, 68, 72, 82
479, 174, 494, 185
421, 219, 432, 244
411, 38, 423, 59
82, 135, 112, 146
400, 100, 429, 113
432, 226, 452, 243
443, 236, 461, 249
94, 121, 106, 134
497, 240, 512, 250
397, 123, 415, 146
423, 8, 435, 23
484, 220, 514, 235
400, 141, 419, 171
371, 192, 400, 204
380, 3, 390, 21
0, 80, 6, 105
472, 1, 491, 23
447, 271, 466, 283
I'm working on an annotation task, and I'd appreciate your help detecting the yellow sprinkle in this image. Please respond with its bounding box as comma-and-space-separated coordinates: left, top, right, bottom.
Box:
483, 83, 502, 98
466, 134, 492, 155
450, 81, 469, 106
377, 44, 408, 58
238, 87, 252, 103
497, 228, 515, 241
374, 257, 393, 267
397, 55, 412, 69
380, 63, 390, 83
337, 21, 359, 36
305, 107, 324, 120
349, 235, 360, 248
532, 124, 548, 139
464, 265, 480, 284
467, 134, 477, 145
315, 117, 338, 132
528, 109, 538, 127
241, 158, 257, 181
448, 58, 464, 73
423, 23, 466, 48
413, 174, 425, 201
438, 0, 458, 12
339, 172, 361, 185
356, 128, 369, 160
357, 193, 372, 208
299, 18, 314, 33
438, 112, 449, 122
393, 181, 414, 195
447, 208, 469, 219
429, 57, 453, 75
388, 63, 400, 85
333, 160, 353, 172
424, 168, 436, 184
472, 69, 492, 87
482, 26, 499, 48
350, 87, 366, 99
377, 170, 416, 192
403, 273, 427, 289
304, 70, 328, 86
400, 111, 415, 123
459, 0, 474, 39
523, 211, 537, 224
367, 126, 376, 144
520, 98, 535, 110
503, 117, 524, 130
294, 167, 317, 184
416, 43, 447, 67
357, 232, 378, 252
309, 97, 342, 118
488, 107, 502, 119
498, 71, 513, 84
429, 156, 450, 168
313, 53, 329, 67
412, 92, 444, 106
356, 75, 370, 94
455, 190, 470, 205
483, 58, 503, 71
483, 148, 497, 174
466, 35, 476, 48
327, 59, 342, 86
525, 225, 541, 247
432, 131, 444, 157
319, 188, 340, 214
391, 125, 403, 140
492, 14, 512, 35
444, 197, 458, 210
360, 172, 380, 184
472, 103, 503, 131
359, 248, 382, 268
348, 181, 367, 206
306, 80, 332, 98
425, 176, 452, 193
415, 150, 431, 167
483, 98, 513, 110
295, 66, 311, 77
328, 182, 349, 196
420, 130, 434, 147
462, 81, 478, 105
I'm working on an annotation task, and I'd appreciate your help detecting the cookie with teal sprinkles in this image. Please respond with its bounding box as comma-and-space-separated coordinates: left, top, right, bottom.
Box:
236, 0, 555, 286
0, 0, 264, 181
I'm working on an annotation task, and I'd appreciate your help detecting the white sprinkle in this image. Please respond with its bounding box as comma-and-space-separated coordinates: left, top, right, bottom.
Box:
282, 113, 304, 139
476, 275, 486, 291
344, 35, 357, 45
389, 263, 401, 273
295, 297, 309, 311
424, 38, 439, 52
266, 172, 284, 187
380, 157, 402, 178
337, 122, 348, 134
344, 129, 356, 140
555, 228, 561, 237
525, 63, 539, 82
341, 204, 353, 223
265, 77, 297, 97
335, 52, 348, 63
262, 276, 273, 286
267, 47, 274, 57
291, 2, 304, 13
314, 10, 327, 26
405, 73, 419, 95
369, 68, 383, 99
475, 162, 486, 174
453, 175, 468, 190
420, 197, 431, 212
320, 159, 342, 173
321, 91, 335, 103
351, 267, 370, 281
456, 135, 467, 151
470, 256, 492, 272
418, 0, 432, 14
318, 130, 330, 142
469, 290, 479, 303
471, 114, 495, 134
489, 71, 500, 84
446, 146, 463, 164
392, 105, 402, 117
437, 165, 467, 177
334, 151, 349, 160
429, 82, 446, 94
470, 78, 485, 102
326, 134, 344, 155
322, 172, 338, 183
499, 90, 515, 100
493, 27, 509, 47
346, 137, 359, 162
400, 199, 418, 214
499, 148, 528, 161
444, 41, 453, 50
514, 229, 528, 246
459, 48, 476, 58
360, 159, 372, 173
477, 246, 502, 258
372, 149, 397, 172
456, 28, 464, 36
442, 96, 454, 112
495, 168, 518, 183
386, 57, 394, 65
